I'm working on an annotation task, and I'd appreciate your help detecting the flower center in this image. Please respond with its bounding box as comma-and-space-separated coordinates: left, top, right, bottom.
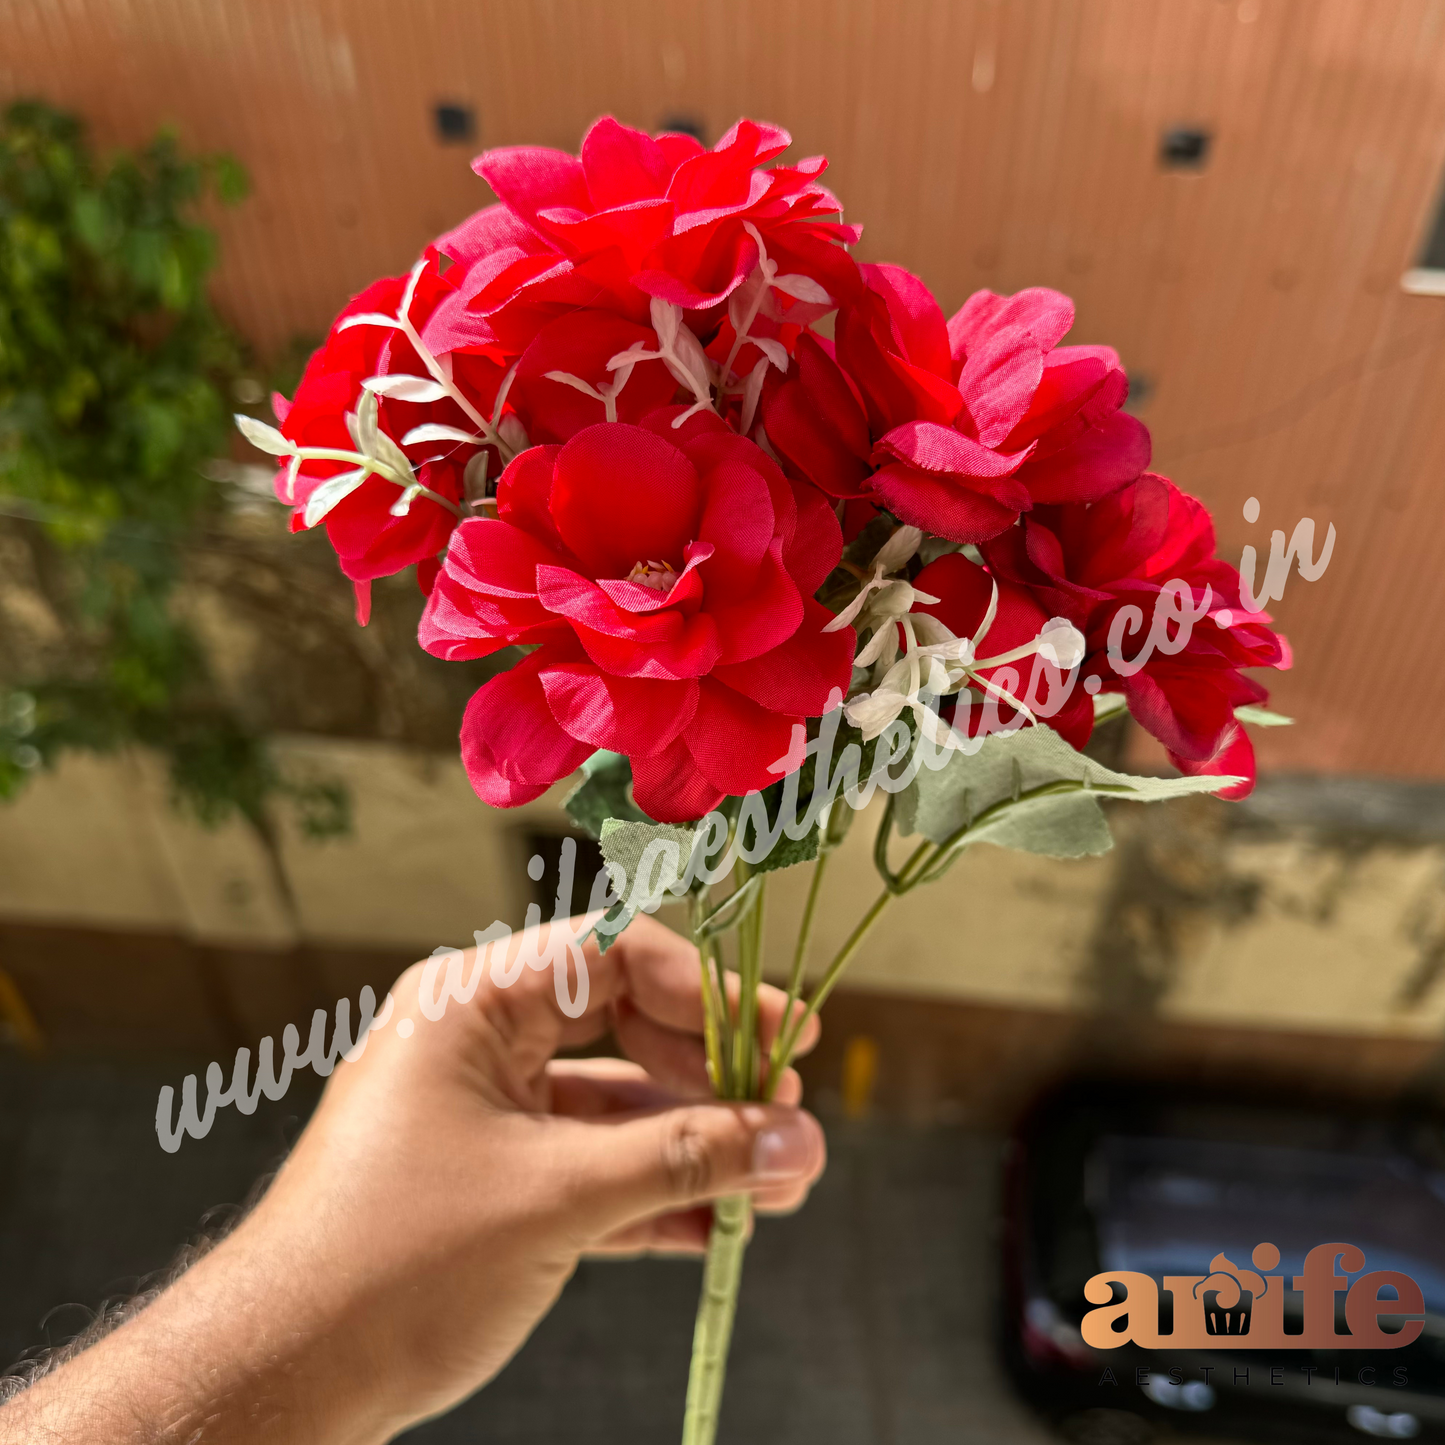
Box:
626, 558, 681, 592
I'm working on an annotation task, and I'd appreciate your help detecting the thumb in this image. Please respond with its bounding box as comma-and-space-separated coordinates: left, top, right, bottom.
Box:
558, 1102, 826, 1239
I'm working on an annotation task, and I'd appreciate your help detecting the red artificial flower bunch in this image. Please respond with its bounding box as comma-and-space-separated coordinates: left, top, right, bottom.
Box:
249, 115, 1288, 820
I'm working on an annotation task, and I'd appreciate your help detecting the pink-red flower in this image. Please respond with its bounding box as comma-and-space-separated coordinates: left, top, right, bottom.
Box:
982, 473, 1290, 796
764, 267, 1150, 543
271, 256, 511, 598
465, 116, 860, 333
418, 410, 854, 821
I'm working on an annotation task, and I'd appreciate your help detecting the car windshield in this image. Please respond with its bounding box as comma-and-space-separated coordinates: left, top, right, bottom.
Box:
1090, 1131, 1445, 1319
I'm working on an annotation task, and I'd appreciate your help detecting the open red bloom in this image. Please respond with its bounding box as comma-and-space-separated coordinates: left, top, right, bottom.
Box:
467, 116, 860, 330
419, 410, 853, 821
982, 473, 1290, 796
272, 255, 511, 594
764, 267, 1150, 543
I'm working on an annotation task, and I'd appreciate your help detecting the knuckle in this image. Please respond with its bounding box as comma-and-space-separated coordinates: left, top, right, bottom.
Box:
661, 1110, 718, 1200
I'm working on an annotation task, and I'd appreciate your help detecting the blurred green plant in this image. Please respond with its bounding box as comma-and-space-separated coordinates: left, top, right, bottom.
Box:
0, 100, 349, 841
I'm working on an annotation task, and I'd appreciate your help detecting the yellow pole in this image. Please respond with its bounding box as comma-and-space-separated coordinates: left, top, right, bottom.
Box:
0, 967, 44, 1053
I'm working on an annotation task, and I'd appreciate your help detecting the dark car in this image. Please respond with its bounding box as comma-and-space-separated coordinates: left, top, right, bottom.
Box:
1000, 1080, 1445, 1444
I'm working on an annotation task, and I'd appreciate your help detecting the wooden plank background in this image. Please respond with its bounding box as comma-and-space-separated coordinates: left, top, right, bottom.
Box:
4, 0, 1445, 777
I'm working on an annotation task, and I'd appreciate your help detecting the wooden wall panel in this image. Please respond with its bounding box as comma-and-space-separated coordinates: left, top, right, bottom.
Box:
3, 0, 1445, 776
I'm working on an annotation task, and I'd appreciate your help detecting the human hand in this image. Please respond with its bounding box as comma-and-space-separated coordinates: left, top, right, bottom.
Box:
1, 914, 825, 1444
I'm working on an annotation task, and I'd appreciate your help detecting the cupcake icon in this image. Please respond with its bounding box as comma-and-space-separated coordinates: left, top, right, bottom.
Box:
1195, 1254, 1268, 1337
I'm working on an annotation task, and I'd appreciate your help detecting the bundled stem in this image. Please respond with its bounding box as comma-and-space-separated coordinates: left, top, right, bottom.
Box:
680, 793, 974, 1442
680, 1192, 751, 1445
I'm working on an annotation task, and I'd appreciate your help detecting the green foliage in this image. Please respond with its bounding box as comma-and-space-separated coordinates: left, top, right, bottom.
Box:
897, 723, 1246, 860
1234, 704, 1292, 727
593, 817, 700, 952
0, 100, 342, 838
563, 750, 653, 838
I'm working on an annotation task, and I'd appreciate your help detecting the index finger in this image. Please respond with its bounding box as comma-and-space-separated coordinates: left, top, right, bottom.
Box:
583, 913, 823, 1058
460, 911, 820, 1071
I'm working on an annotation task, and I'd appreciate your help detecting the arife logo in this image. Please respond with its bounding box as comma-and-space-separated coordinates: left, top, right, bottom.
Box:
1082, 1244, 1425, 1350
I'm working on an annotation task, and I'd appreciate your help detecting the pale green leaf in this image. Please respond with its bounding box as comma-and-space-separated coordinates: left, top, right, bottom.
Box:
1234, 704, 1293, 727
598, 818, 697, 895
563, 751, 650, 839
1091, 691, 1129, 723
301, 466, 367, 527
234, 413, 291, 456
403, 422, 483, 446
362, 373, 448, 403
897, 723, 1247, 858
963, 791, 1113, 858
337, 312, 400, 331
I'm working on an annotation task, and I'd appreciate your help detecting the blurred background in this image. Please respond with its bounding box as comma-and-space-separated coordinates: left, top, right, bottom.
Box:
2, 1, 1445, 1441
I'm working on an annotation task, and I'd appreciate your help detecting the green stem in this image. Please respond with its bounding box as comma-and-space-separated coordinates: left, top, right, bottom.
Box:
765, 803, 943, 1095
766, 883, 895, 1098
690, 893, 728, 1096
680, 1192, 751, 1445
766, 842, 830, 1092
732, 869, 765, 1098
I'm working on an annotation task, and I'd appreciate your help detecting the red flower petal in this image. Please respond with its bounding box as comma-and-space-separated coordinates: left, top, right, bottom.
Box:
538, 663, 699, 758
537, 565, 723, 679
1122, 667, 1238, 762
1168, 724, 1256, 802
860, 263, 953, 380
683, 679, 798, 795
550, 424, 704, 579
445, 517, 564, 597
948, 287, 1075, 363
472, 145, 592, 239
711, 598, 853, 715
511, 311, 678, 444
870, 462, 1023, 543
957, 325, 1046, 449
761, 333, 874, 500
630, 736, 725, 823
874, 419, 1034, 481
496, 444, 567, 553
580, 116, 674, 207
459, 653, 594, 806
1018, 410, 1151, 505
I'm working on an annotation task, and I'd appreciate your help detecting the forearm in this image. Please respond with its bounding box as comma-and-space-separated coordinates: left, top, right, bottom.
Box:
0, 1218, 394, 1445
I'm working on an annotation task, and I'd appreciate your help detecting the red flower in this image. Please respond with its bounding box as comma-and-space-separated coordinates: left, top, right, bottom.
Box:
271, 256, 511, 591
468, 117, 860, 329
271, 259, 684, 602
418, 410, 854, 821
909, 552, 1094, 749
764, 267, 1150, 543
982, 473, 1290, 797
507, 310, 680, 444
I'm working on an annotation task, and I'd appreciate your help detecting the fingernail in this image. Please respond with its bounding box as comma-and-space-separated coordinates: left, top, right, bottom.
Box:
751, 1114, 815, 1180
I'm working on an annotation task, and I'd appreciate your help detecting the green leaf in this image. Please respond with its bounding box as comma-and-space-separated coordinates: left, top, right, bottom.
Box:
213, 154, 249, 205
234, 413, 292, 455
563, 750, 651, 839
962, 791, 1113, 858
0, 101, 351, 844
897, 723, 1247, 859
598, 818, 697, 892
1234, 704, 1293, 727
588, 899, 633, 954
750, 825, 818, 874
736, 722, 874, 876
593, 817, 699, 950
1091, 691, 1129, 723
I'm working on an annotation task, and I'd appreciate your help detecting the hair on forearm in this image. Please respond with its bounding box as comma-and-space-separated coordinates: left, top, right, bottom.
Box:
0, 1169, 277, 1403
